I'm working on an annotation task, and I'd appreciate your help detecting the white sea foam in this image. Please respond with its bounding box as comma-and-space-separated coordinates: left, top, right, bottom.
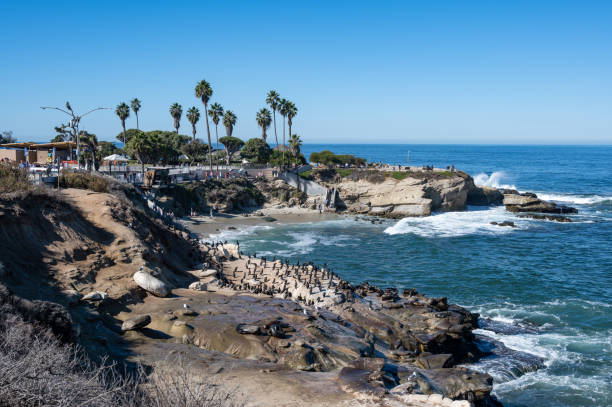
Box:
533, 193, 612, 206
384, 206, 526, 238
205, 225, 272, 242
473, 171, 517, 189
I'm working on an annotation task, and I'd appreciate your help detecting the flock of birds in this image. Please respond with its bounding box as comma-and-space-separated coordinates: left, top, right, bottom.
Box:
200, 240, 352, 307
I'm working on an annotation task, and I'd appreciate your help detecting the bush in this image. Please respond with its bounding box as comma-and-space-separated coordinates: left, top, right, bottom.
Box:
0, 163, 31, 194
268, 150, 306, 166
309, 150, 366, 166
59, 171, 109, 193
241, 138, 272, 164
391, 171, 410, 180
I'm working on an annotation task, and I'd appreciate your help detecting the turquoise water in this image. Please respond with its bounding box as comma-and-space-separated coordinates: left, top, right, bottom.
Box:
211, 145, 612, 407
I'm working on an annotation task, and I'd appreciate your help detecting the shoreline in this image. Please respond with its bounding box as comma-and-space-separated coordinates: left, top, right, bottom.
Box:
180, 205, 342, 238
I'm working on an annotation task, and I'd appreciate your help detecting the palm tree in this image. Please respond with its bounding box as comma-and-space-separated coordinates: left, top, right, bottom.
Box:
131, 98, 141, 129
223, 110, 237, 137
256, 108, 272, 141
223, 111, 237, 166
208, 102, 224, 151
278, 98, 288, 147
289, 133, 303, 191
266, 90, 280, 146
286, 101, 298, 156
186, 107, 200, 140
195, 80, 214, 171
80, 131, 99, 170
115, 102, 130, 153
288, 133, 302, 158
169, 103, 183, 134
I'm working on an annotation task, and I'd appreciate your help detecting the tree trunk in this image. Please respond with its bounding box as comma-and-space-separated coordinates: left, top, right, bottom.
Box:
215, 124, 219, 176
192, 125, 196, 141
273, 110, 278, 146
282, 117, 286, 170
122, 122, 127, 150
204, 102, 213, 172
136, 113, 139, 130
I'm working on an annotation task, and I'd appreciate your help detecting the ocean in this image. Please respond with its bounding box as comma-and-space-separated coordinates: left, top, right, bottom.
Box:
211, 145, 612, 407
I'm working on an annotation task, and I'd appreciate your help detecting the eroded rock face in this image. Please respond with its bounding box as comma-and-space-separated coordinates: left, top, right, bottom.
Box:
331, 171, 474, 218
133, 269, 170, 297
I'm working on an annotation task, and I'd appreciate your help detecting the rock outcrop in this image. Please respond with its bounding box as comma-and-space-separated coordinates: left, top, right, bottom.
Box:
133, 269, 170, 297
325, 170, 475, 217
502, 192, 577, 214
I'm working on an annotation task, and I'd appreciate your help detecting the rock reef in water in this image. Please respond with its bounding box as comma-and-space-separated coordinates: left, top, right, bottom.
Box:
312, 169, 577, 218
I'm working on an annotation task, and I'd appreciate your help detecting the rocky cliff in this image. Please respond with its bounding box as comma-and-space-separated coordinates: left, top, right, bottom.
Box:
310, 169, 576, 218
315, 170, 493, 217
0, 185, 505, 406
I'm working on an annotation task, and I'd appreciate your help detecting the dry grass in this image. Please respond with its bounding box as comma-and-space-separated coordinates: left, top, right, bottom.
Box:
0, 299, 241, 407
59, 171, 109, 193
0, 163, 32, 194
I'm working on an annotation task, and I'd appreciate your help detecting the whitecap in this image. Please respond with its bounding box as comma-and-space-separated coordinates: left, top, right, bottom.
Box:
473, 171, 517, 189
383, 206, 527, 238
205, 224, 272, 242
532, 193, 612, 206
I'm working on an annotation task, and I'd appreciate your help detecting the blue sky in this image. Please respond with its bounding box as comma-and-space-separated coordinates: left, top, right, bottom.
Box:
1, 1, 611, 144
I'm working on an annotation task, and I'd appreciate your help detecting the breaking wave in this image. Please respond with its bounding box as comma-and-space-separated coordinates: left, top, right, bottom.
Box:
534, 193, 612, 206
383, 206, 527, 238
473, 171, 516, 189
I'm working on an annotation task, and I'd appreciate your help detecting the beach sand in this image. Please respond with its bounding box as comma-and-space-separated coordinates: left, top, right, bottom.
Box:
180, 206, 341, 238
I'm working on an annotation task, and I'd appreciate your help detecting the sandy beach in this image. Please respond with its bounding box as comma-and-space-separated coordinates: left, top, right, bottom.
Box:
180, 205, 341, 238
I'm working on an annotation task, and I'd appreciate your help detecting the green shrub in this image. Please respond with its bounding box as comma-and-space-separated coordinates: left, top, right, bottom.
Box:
59, 171, 109, 193
0, 164, 31, 194
337, 169, 353, 177
309, 150, 366, 166
391, 171, 410, 180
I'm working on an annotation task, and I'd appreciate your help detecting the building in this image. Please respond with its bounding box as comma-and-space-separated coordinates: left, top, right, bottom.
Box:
0, 142, 75, 164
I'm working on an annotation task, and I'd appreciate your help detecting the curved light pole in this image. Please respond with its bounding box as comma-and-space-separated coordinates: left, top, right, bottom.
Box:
41, 102, 110, 168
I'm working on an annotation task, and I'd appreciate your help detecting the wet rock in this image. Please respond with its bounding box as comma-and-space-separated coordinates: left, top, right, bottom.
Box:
133, 270, 170, 297
121, 314, 151, 331
268, 323, 285, 338
416, 354, 454, 369
518, 214, 572, 222
415, 368, 493, 402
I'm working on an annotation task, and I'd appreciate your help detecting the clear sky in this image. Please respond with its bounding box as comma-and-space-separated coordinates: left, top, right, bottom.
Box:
1, 1, 611, 144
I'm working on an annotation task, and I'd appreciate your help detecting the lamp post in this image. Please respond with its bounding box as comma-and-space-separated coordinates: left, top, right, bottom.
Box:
41, 102, 109, 169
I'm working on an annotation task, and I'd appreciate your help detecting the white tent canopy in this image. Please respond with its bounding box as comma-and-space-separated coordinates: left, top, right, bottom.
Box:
103, 154, 129, 161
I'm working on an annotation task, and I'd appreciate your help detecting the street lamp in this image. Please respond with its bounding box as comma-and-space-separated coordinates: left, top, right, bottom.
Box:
41, 102, 110, 168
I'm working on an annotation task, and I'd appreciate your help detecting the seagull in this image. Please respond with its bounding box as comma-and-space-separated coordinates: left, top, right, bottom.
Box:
183, 303, 190, 309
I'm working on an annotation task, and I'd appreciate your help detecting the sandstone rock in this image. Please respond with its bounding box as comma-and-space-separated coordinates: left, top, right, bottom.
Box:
197, 269, 218, 278
81, 291, 108, 302
174, 309, 197, 317
337, 367, 387, 398
189, 281, 207, 291
391, 203, 431, 217
222, 243, 240, 259
133, 270, 170, 297
369, 205, 393, 215
121, 314, 151, 331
